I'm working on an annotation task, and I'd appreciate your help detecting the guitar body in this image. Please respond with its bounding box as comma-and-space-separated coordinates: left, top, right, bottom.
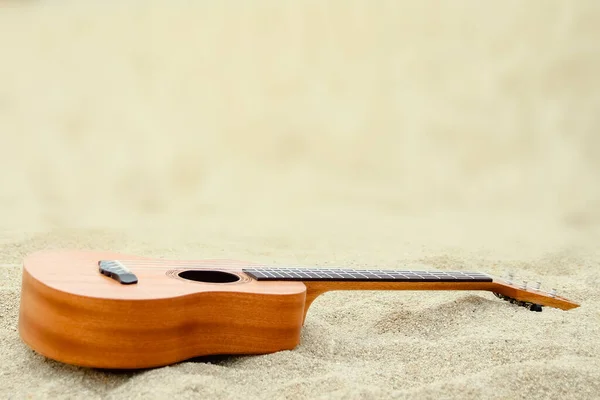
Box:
19, 251, 307, 369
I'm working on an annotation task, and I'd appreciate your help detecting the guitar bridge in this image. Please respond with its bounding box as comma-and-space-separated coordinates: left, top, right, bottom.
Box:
493, 292, 543, 312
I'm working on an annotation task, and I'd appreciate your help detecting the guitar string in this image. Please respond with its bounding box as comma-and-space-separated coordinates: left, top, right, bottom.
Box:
115, 259, 488, 269
115, 260, 490, 277
115, 260, 488, 273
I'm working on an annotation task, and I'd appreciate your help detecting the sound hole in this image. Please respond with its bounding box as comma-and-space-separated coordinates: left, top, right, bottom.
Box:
178, 270, 240, 284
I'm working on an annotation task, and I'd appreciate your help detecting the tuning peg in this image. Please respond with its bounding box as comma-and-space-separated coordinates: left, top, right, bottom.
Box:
529, 304, 543, 312
534, 281, 541, 291
550, 289, 557, 297
521, 281, 528, 290
506, 272, 514, 284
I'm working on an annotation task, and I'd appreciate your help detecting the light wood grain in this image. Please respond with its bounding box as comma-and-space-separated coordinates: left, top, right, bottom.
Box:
19, 251, 306, 369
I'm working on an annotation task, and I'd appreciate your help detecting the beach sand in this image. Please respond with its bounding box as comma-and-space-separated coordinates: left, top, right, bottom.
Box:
1, 2, 599, 398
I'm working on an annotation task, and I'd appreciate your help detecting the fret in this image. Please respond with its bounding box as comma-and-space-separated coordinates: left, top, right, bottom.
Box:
243, 268, 492, 282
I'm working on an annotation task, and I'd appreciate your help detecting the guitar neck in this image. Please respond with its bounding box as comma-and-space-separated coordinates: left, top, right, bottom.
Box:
243, 267, 492, 283
243, 267, 496, 294
242, 266, 579, 311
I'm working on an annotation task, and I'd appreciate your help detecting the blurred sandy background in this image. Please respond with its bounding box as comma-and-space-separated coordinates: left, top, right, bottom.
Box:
1, 1, 599, 399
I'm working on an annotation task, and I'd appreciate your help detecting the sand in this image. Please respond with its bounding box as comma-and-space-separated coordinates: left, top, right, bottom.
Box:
1, 1, 600, 399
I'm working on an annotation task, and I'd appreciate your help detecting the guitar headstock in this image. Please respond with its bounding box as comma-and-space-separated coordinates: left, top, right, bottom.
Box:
491, 273, 580, 311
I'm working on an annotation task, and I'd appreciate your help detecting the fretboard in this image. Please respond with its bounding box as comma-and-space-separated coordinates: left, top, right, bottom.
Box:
243, 268, 492, 282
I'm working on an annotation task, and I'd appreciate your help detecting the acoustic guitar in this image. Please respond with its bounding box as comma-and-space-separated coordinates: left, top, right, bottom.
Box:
18, 250, 579, 369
